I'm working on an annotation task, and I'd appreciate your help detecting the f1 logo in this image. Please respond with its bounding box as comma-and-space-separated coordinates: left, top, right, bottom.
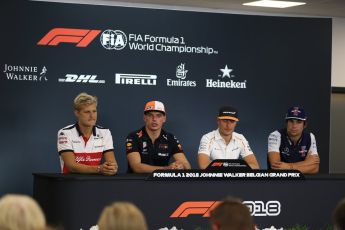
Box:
170, 201, 221, 218
37, 28, 101, 47
211, 162, 223, 167
170, 200, 281, 218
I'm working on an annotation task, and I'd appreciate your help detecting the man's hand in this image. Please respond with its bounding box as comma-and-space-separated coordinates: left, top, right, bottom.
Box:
307, 154, 320, 164
100, 161, 118, 175
270, 161, 291, 170
168, 161, 185, 170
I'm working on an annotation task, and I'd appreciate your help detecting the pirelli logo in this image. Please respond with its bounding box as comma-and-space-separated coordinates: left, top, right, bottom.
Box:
37, 28, 101, 47
170, 200, 281, 218
115, 73, 157, 86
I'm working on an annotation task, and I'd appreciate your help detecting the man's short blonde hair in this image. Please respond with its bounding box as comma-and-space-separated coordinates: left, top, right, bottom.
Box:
73, 92, 98, 111
0, 194, 46, 230
98, 202, 148, 230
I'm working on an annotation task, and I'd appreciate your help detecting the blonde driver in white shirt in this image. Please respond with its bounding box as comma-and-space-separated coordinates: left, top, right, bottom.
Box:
198, 106, 260, 169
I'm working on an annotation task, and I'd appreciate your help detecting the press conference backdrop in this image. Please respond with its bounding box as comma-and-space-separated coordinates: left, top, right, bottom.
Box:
0, 1, 331, 195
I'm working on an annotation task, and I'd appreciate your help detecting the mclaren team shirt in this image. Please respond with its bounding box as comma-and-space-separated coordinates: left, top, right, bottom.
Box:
57, 123, 114, 173
198, 129, 254, 160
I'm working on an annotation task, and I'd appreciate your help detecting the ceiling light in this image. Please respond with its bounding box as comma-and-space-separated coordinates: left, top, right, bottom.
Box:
243, 0, 306, 8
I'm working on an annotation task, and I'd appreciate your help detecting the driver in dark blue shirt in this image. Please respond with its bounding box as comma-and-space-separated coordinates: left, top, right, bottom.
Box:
268, 106, 319, 174
126, 101, 191, 173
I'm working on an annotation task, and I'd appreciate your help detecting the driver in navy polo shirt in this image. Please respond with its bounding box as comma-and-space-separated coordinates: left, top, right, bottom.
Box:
268, 106, 320, 174
126, 101, 191, 173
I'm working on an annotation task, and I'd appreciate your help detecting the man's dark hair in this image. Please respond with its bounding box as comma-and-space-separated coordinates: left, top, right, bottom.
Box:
333, 198, 345, 230
210, 198, 254, 230
285, 118, 307, 126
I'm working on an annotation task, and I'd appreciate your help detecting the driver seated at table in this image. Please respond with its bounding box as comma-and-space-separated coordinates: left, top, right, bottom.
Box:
126, 100, 191, 173
57, 92, 118, 175
198, 106, 260, 170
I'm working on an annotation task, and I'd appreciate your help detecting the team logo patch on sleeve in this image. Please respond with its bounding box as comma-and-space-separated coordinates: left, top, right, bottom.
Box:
58, 133, 68, 144
246, 144, 252, 152
126, 138, 134, 150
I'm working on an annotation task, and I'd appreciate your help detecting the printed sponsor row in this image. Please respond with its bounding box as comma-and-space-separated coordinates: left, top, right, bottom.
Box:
2, 63, 247, 89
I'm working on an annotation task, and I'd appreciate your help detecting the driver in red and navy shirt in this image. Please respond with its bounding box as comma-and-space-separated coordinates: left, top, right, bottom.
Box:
126, 101, 191, 173
57, 92, 118, 175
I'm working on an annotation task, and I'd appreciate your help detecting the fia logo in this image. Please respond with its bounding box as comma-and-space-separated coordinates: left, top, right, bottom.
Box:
100, 30, 127, 50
